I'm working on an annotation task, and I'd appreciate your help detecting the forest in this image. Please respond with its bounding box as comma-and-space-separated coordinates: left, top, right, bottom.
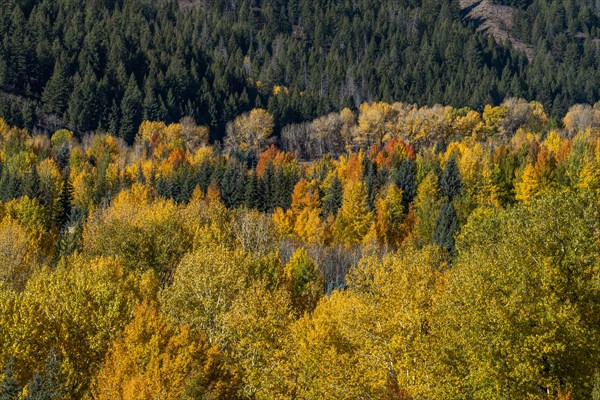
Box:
2, 0, 600, 140
0, 97, 599, 398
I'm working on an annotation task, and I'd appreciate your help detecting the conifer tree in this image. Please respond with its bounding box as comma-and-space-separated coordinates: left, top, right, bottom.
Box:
120, 74, 142, 144
395, 158, 417, 211
323, 175, 343, 216
286, 248, 323, 314
24, 164, 40, 200
440, 157, 463, 200
25, 352, 64, 400
365, 161, 377, 211
56, 174, 74, 231
433, 201, 459, 256
68, 68, 98, 132
262, 161, 276, 211
0, 360, 20, 400
245, 171, 263, 210
55, 143, 70, 173
42, 58, 69, 115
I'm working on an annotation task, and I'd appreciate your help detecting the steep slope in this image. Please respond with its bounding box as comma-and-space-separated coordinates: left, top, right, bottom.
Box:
460, 0, 534, 59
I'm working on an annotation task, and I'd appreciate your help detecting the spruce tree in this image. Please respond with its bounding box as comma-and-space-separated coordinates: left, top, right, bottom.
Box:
56, 174, 73, 232
24, 164, 41, 200
67, 67, 98, 132
220, 162, 244, 208
245, 171, 263, 210
0, 360, 20, 400
197, 162, 212, 193
395, 158, 417, 211
120, 74, 142, 144
25, 352, 64, 400
433, 201, 459, 256
262, 162, 276, 211
323, 175, 343, 216
55, 143, 70, 173
365, 161, 377, 211
440, 157, 463, 200
42, 58, 69, 115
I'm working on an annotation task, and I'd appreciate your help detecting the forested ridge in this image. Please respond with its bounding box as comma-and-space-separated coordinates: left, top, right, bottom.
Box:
0, 97, 599, 398
2, 0, 600, 141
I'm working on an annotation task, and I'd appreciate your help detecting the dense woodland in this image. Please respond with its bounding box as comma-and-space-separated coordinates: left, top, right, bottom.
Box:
3, 0, 600, 140
0, 98, 598, 398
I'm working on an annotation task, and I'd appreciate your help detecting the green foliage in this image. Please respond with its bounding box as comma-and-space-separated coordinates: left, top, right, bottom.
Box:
0, 360, 20, 400
322, 175, 343, 216
120, 75, 142, 144
3, 0, 600, 134
433, 190, 600, 398
55, 175, 73, 232
24, 351, 64, 400
433, 201, 460, 255
394, 158, 417, 211
285, 248, 323, 314
440, 157, 463, 200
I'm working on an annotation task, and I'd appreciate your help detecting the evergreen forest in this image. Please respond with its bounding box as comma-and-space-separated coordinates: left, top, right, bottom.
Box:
2, 0, 600, 140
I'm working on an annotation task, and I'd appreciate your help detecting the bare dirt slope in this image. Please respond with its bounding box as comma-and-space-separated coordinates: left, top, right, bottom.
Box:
460, 0, 533, 60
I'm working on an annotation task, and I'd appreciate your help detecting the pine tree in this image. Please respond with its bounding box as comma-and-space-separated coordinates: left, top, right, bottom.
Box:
67, 68, 99, 132
42, 58, 69, 115
57, 206, 83, 258
433, 201, 459, 256
286, 248, 323, 314
220, 162, 246, 208
0, 360, 20, 400
25, 352, 64, 400
323, 175, 343, 216
24, 164, 41, 200
245, 171, 263, 210
197, 162, 212, 193
108, 99, 120, 135
365, 161, 377, 211
440, 157, 463, 200
120, 74, 142, 144
21, 101, 36, 131
55, 143, 70, 173
272, 167, 292, 209
395, 158, 417, 211
262, 161, 276, 211
56, 174, 73, 231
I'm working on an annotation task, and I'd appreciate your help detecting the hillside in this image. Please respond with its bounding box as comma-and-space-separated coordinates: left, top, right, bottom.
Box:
1, 0, 600, 143
460, 0, 534, 59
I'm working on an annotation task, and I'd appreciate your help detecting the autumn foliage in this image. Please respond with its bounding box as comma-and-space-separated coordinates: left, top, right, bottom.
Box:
0, 99, 599, 399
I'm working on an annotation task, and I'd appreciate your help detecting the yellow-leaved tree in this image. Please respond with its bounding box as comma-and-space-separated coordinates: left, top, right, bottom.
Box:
288, 245, 444, 399
369, 183, 405, 248
355, 102, 397, 147
225, 109, 274, 154
432, 192, 600, 399
334, 180, 374, 245
515, 163, 540, 205
83, 184, 191, 283
159, 245, 249, 344
0, 217, 37, 291
0, 256, 141, 398
219, 282, 295, 400
92, 300, 229, 400
285, 248, 323, 315
412, 171, 442, 247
